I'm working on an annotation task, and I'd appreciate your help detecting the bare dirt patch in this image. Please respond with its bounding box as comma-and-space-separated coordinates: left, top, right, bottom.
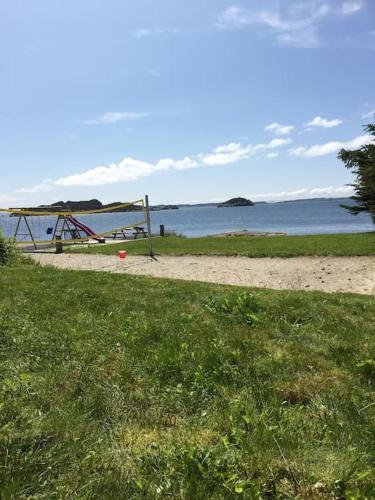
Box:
29, 253, 375, 295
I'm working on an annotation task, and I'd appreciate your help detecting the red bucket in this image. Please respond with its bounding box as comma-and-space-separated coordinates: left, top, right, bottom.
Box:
119, 250, 127, 259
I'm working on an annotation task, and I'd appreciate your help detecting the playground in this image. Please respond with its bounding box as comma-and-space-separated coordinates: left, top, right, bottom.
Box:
0, 196, 153, 253
2, 196, 374, 296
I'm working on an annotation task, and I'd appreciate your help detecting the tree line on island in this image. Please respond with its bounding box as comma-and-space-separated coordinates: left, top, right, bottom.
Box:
36, 200, 180, 212
35, 197, 256, 212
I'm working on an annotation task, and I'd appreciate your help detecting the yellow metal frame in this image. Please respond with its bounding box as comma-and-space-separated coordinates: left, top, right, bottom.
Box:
0, 199, 148, 246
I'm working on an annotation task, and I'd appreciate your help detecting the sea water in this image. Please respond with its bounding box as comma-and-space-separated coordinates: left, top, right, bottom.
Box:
147, 199, 374, 237
0, 198, 373, 240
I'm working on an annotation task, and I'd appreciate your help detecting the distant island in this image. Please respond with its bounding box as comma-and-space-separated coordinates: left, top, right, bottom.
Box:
177, 197, 352, 207
36, 200, 179, 212
151, 204, 179, 211
31, 196, 353, 213
217, 197, 254, 208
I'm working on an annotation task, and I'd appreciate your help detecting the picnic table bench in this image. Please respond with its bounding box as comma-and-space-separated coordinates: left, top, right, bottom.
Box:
132, 226, 148, 239
111, 226, 148, 239
111, 229, 129, 239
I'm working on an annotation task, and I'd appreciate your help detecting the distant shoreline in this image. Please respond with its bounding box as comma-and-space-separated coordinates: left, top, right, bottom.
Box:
0, 197, 353, 213
177, 197, 352, 208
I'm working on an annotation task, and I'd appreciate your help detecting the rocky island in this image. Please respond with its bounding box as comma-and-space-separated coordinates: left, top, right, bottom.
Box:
36, 200, 179, 212
217, 197, 254, 208
150, 204, 179, 211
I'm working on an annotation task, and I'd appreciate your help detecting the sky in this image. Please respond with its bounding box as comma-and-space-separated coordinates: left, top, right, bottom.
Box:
0, 0, 374, 206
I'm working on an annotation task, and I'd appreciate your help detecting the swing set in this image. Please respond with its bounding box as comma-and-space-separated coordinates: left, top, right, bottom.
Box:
0, 196, 153, 255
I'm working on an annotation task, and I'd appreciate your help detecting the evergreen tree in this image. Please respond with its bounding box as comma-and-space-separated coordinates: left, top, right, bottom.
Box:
338, 123, 375, 223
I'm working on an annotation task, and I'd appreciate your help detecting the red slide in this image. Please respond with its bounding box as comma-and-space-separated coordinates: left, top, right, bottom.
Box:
67, 216, 105, 243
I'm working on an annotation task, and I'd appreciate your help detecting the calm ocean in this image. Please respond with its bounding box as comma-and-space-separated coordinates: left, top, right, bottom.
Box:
1, 198, 373, 240
148, 199, 373, 236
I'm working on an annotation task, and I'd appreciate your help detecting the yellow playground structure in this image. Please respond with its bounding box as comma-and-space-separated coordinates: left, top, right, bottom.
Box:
0, 196, 153, 255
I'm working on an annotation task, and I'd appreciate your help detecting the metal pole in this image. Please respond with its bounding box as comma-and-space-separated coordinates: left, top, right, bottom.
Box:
52, 215, 60, 241
145, 194, 153, 258
55, 235, 63, 254
24, 215, 37, 250
14, 215, 21, 239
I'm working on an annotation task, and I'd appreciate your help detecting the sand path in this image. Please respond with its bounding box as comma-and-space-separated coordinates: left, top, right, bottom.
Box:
29, 253, 375, 295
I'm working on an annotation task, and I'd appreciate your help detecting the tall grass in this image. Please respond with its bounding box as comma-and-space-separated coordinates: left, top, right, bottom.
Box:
1, 263, 375, 498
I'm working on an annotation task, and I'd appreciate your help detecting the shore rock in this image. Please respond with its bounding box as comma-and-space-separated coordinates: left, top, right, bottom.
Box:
209, 230, 286, 237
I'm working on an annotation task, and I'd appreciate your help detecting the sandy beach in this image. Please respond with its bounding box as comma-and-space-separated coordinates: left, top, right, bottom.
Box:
30, 253, 375, 295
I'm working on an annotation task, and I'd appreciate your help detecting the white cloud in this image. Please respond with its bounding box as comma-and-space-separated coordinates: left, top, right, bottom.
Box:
250, 188, 309, 200
289, 134, 372, 157
83, 112, 148, 125
253, 138, 292, 152
0, 194, 26, 207
249, 185, 354, 201
267, 152, 279, 159
200, 138, 291, 166
15, 179, 54, 194
310, 185, 354, 195
53, 137, 291, 188
55, 157, 198, 187
218, 4, 330, 31
132, 27, 179, 39
201, 143, 252, 166
217, 2, 332, 48
341, 1, 363, 15
217, 1, 364, 48
304, 116, 343, 129
217, 6, 250, 27
201, 138, 292, 165
362, 109, 375, 120
155, 157, 199, 171
265, 122, 295, 136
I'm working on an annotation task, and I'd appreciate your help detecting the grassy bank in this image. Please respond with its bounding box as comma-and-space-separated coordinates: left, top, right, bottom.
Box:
70, 232, 375, 257
1, 263, 375, 498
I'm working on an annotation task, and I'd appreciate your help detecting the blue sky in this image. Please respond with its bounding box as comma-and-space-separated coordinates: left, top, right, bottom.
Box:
0, 0, 374, 206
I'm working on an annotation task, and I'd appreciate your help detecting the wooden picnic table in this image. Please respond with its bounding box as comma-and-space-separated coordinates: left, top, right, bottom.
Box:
132, 226, 148, 239
111, 226, 148, 239
111, 230, 129, 239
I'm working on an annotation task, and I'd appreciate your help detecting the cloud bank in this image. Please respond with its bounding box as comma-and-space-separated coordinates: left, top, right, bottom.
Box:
132, 27, 179, 39
304, 116, 343, 129
363, 109, 375, 120
289, 134, 371, 157
265, 122, 295, 136
217, 1, 364, 48
83, 112, 148, 125
249, 185, 354, 201
11, 126, 373, 194
341, 1, 363, 15
55, 138, 292, 187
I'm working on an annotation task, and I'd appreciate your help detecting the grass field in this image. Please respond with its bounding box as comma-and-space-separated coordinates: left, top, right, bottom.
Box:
69, 232, 375, 258
1, 262, 375, 498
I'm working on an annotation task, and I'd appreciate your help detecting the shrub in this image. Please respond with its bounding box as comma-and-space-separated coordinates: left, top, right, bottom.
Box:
0, 232, 19, 266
